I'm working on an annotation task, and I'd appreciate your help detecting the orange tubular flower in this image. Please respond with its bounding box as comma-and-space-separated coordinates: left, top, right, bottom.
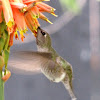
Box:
0, 0, 56, 45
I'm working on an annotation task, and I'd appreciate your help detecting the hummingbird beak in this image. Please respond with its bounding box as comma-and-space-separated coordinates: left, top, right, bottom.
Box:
37, 27, 41, 36
37, 27, 41, 33
38, 26, 41, 30
36, 26, 41, 44
37, 26, 41, 38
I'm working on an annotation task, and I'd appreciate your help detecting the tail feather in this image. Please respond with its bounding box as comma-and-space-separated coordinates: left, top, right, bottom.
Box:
62, 75, 77, 100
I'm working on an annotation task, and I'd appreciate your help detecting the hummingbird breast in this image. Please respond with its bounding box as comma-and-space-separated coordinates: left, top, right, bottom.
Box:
41, 60, 66, 83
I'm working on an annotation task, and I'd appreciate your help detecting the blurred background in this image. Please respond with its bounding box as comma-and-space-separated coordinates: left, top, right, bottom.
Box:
6, 0, 100, 100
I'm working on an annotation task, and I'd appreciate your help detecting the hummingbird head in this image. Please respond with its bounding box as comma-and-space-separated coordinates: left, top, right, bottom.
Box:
36, 27, 52, 51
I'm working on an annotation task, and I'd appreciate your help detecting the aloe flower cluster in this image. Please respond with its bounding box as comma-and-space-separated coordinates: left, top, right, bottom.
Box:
0, 0, 56, 45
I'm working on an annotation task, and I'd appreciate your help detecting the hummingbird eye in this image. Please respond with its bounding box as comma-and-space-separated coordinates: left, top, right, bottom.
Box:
41, 31, 46, 36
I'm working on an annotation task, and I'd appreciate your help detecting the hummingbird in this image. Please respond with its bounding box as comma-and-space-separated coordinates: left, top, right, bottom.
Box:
8, 27, 77, 100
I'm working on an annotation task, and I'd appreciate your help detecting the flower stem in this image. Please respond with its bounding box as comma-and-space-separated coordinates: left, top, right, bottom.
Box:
0, 70, 4, 100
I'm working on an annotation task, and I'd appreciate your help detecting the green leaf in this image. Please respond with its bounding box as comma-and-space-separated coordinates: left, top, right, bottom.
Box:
0, 37, 5, 53
0, 56, 4, 70
0, 22, 7, 35
3, 50, 10, 65
59, 0, 80, 13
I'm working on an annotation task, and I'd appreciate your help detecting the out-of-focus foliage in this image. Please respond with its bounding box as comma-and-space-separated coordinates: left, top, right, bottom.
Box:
59, 0, 79, 13
97, 0, 100, 2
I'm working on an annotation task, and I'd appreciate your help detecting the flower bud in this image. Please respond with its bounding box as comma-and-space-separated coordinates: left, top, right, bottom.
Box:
2, 70, 11, 82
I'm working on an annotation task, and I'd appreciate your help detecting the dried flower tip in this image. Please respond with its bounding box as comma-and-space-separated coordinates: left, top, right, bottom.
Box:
20, 30, 25, 41
46, 19, 53, 24
51, 12, 58, 17
14, 31, 19, 40
39, 13, 52, 24
51, 8, 56, 12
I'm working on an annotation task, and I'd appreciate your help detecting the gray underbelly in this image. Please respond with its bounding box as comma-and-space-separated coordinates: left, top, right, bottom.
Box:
41, 66, 66, 83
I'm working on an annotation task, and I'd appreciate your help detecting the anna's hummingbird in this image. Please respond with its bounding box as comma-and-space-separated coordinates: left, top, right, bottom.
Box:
8, 27, 76, 100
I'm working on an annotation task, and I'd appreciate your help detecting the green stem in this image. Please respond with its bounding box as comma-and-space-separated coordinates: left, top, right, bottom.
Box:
0, 70, 4, 100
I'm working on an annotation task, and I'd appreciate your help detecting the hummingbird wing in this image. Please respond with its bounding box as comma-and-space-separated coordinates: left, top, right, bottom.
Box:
8, 51, 52, 75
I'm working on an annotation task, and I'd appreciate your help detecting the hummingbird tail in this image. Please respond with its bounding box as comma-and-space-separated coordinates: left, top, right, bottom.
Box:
62, 75, 77, 100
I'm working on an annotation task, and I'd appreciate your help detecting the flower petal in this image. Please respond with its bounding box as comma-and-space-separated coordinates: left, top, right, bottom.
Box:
9, 24, 17, 46
13, 0, 23, 3
23, 0, 50, 4
25, 12, 40, 36
37, 2, 57, 17
1, 0, 13, 23
37, 3, 53, 13
38, 2, 56, 11
39, 12, 53, 24
29, 6, 40, 18
12, 8, 27, 30
10, 2, 27, 9
0, 6, 3, 23
23, 0, 36, 4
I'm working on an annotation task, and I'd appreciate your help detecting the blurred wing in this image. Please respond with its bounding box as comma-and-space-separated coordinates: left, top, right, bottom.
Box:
8, 51, 52, 75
